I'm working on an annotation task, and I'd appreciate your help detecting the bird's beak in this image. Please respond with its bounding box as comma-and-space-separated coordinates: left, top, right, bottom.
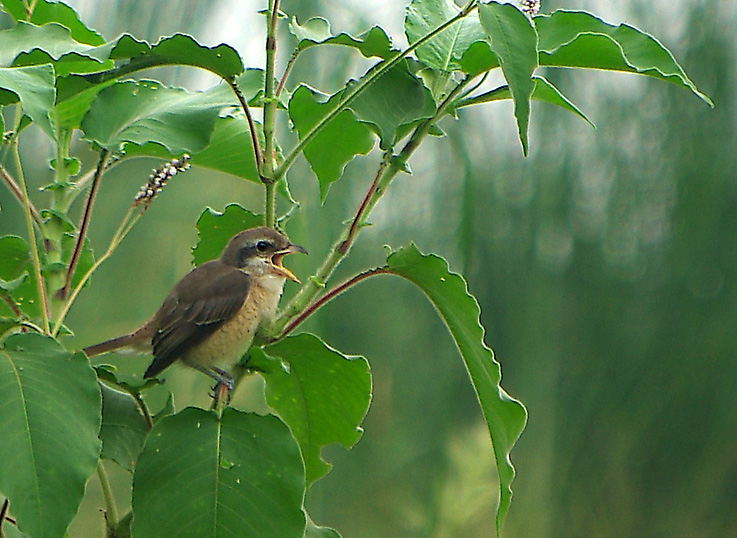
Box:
270, 243, 307, 283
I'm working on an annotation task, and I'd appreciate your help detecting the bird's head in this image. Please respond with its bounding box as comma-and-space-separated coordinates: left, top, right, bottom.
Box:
221, 227, 307, 282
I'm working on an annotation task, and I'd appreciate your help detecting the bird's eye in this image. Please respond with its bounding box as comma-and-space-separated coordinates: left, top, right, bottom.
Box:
256, 240, 270, 253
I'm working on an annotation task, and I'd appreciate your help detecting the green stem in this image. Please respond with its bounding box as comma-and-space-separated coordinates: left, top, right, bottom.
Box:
59, 149, 109, 300
96, 461, 118, 529
0, 164, 44, 232
261, 0, 281, 228
228, 78, 263, 173
52, 206, 141, 337
272, 1, 478, 184
11, 134, 50, 334
272, 76, 472, 337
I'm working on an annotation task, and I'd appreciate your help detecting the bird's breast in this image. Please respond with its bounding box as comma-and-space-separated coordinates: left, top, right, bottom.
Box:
182, 276, 285, 369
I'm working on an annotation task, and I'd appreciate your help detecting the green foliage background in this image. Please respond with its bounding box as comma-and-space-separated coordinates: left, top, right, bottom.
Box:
1, 0, 733, 537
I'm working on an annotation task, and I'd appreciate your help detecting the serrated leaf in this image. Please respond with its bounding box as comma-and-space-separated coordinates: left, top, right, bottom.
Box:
0, 21, 101, 68
290, 17, 395, 59
535, 10, 713, 106
479, 1, 538, 156
0, 65, 55, 138
139, 34, 244, 80
405, 0, 487, 72
250, 334, 371, 485
192, 204, 263, 266
99, 382, 149, 471
0, 334, 102, 538
384, 244, 527, 537
0, 0, 103, 45
289, 84, 375, 200
132, 408, 305, 538
455, 75, 594, 127
81, 79, 229, 154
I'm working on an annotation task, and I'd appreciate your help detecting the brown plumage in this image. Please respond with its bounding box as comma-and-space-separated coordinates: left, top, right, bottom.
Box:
83, 227, 306, 387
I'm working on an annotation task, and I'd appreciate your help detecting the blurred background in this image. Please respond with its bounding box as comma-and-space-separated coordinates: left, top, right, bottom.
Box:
1, 0, 735, 536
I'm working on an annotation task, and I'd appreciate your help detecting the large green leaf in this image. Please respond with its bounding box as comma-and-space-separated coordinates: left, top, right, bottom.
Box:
250, 334, 371, 485
405, 0, 486, 72
0, 334, 101, 538
0, 0, 103, 45
81, 79, 229, 154
0, 21, 103, 68
132, 408, 305, 538
289, 17, 395, 59
192, 204, 264, 266
0, 64, 55, 137
478, 1, 538, 156
535, 10, 713, 106
455, 75, 595, 127
384, 244, 527, 537
346, 59, 436, 150
289, 84, 375, 200
99, 382, 149, 472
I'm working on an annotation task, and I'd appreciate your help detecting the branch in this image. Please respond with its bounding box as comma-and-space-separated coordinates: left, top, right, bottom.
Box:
228, 77, 263, 171
0, 165, 44, 234
277, 267, 389, 340
58, 149, 109, 300
11, 136, 50, 334
261, 0, 281, 228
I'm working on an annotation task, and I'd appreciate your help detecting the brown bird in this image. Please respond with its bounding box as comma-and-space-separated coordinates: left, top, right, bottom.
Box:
83, 227, 306, 389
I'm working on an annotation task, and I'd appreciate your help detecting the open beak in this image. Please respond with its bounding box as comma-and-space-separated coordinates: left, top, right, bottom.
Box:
270, 243, 307, 283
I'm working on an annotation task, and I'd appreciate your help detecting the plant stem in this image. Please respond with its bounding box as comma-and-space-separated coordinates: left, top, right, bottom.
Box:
272, 2, 478, 184
52, 206, 141, 337
277, 267, 390, 340
261, 0, 281, 228
272, 76, 472, 337
96, 461, 119, 530
228, 77, 263, 171
11, 135, 50, 334
58, 149, 109, 300
0, 164, 44, 233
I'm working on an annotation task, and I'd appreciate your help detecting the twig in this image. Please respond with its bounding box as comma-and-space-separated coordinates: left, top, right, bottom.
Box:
97, 461, 119, 530
278, 268, 389, 339
261, 0, 282, 227
11, 136, 50, 334
0, 165, 44, 233
228, 77, 263, 170
338, 154, 390, 255
58, 149, 109, 300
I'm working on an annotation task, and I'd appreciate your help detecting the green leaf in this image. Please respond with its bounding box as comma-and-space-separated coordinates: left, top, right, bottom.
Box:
535, 10, 713, 106
192, 204, 263, 266
0, 65, 55, 138
346, 59, 436, 150
289, 17, 395, 59
304, 513, 341, 538
94, 363, 162, 393
136, 33, 244, 80
0, 21, 101, 68
250, 333, 371, 485
478, 1, 538, 156
0, 0, 104, 45
81, 79, 229, 154
132, 408, 306, 538
289, 84, 375, 200
384, 244, 527, 537
455, 75, 595, 127
0, 334, 102, 538
99, 382, 149, 471
405, 0, 487, 72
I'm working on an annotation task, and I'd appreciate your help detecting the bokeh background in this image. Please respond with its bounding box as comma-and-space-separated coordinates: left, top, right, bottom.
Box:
1, 1, 735, 537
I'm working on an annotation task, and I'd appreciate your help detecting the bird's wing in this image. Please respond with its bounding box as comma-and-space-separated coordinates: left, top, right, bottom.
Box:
144, 261, 251, 378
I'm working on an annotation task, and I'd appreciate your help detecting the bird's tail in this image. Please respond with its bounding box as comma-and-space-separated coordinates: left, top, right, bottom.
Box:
83, 333, 140, 357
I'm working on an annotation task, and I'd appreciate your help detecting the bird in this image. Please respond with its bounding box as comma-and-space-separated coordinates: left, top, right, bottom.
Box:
83, 227, 307, 390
